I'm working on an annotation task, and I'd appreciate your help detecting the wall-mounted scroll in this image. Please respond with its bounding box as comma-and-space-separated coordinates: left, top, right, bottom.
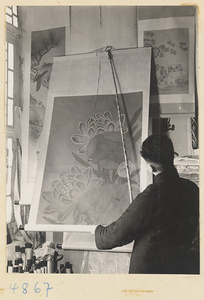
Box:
138, 17, 195, 116
25, 47, 151, 251
21, 27, 66, 204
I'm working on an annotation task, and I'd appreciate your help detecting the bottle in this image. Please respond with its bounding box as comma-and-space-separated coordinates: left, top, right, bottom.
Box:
34, 263, 40, 274
20, 247, 26, 270
47, 258, 54, 273
36, 263, 42, 274
65, 261, 72, 273
18, 266, 23, 273
44, 261, 48, 273
18, 258, 23, 273
31, 256, 36, 272
13, 267, 18, 273
40, 261, 44, 273
25, 243, 32, 262
34, 263, 37, 274
13, 259, 19, 272
18, 258, 23, 267
13, 245, 21, 264
59, 264, 65, 273
15, 246, 21, 259
7, 260, 13, 273
24, 266, 29, 274
26, 259, 32, 272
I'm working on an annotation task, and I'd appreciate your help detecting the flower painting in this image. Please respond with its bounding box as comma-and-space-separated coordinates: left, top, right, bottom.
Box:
25, 27, 65, 203
29, 27, 65, 142
144, 28, 189, 95
36, 93, 143, 226
71, 111, 129, 169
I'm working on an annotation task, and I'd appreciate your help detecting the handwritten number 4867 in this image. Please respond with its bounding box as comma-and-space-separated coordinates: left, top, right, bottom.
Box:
10, 282, 53, 297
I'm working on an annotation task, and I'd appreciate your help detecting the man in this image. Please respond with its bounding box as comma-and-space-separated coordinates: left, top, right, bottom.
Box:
95, 134, 199, 274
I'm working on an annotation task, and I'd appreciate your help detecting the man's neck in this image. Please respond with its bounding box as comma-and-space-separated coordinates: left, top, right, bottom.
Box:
152, 170, 162, 176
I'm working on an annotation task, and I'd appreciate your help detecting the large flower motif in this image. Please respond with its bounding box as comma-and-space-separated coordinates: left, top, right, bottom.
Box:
71, 111, 128, 154
43, 166, 103, 224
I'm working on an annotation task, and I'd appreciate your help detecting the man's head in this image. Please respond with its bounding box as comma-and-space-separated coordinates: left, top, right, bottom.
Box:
140, 134, 175, 172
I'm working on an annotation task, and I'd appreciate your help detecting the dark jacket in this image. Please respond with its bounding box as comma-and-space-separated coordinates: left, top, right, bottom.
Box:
95, 167, 199, 274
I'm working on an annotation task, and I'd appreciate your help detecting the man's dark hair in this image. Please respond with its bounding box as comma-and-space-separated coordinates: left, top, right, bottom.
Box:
140, 134, 175, 169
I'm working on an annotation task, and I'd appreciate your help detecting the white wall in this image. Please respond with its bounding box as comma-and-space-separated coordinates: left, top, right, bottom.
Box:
20, 6, 138, 54
68, 6, 137, 54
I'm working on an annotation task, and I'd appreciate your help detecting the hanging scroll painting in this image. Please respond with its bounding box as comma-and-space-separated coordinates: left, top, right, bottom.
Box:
26, 48, 151, 250
138, 17, 195, 115
21, 27, 65, 204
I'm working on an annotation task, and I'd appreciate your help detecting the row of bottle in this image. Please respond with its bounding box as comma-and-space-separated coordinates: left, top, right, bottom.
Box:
8, 257, 47, 273
12, 243, 33, 269
8, 242, 73, 274
7, 258, 72, 274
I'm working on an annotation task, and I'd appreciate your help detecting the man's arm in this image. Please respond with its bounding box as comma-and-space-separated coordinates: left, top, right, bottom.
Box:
95, 185, 156, 250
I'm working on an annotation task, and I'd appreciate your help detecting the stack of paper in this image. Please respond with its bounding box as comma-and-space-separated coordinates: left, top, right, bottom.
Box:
174, 157, 199, 186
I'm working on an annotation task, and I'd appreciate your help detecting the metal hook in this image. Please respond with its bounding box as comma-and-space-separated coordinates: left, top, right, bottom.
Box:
167, 118, 175, 131
105, 46, 113, 52
105, 46, 113, 60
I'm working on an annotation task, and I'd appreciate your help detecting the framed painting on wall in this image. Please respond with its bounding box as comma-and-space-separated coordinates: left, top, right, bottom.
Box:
25, 47, 152, 251
138, 17, 195, 116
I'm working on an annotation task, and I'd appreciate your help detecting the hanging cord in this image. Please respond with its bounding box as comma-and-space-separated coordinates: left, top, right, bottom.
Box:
99, 6, 102, 27
94, 52, 102, 108
105, 46, 133, 203
69, 6, 72, 53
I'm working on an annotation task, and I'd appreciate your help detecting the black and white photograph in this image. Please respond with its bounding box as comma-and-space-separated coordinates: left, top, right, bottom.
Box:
1, 2, 203, 300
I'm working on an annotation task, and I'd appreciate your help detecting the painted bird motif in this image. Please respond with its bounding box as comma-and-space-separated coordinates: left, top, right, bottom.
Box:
33, 62, 53, 91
